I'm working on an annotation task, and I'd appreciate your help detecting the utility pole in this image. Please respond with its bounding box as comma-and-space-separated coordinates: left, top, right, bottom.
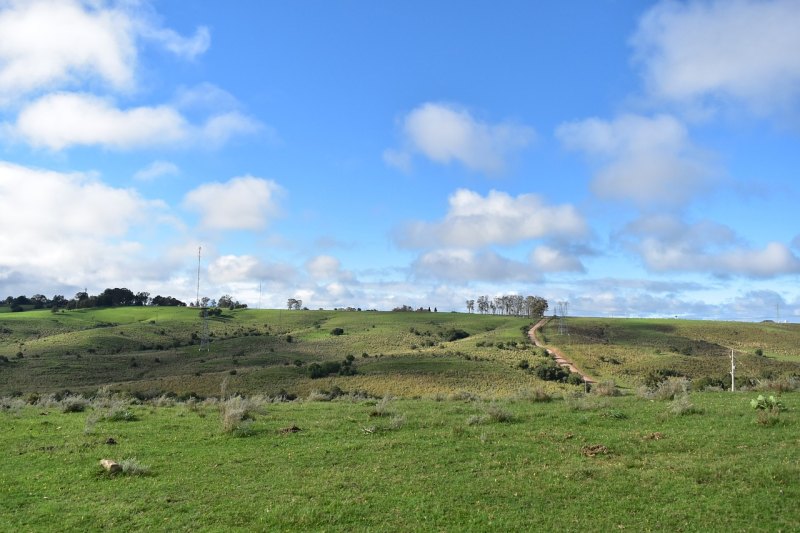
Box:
730, 349, 736, 392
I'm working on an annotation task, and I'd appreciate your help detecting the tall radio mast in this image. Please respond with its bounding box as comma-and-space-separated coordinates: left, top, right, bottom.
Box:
196, 246, 201, 307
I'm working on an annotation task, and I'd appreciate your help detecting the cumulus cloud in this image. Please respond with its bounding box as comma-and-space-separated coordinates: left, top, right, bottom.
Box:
183, 176, 284, 231
12, 92, 186, 149
530, 245, 585, 273
0, 0, 209, 103
412, 249, 541, 283
386, 102, 535, 175
621, 214, 800, 278
0, 160, 167, 288
557, 113, 717, 207
396, 189, 587, 249
208, 254, 296, 284
632, 0, 800, 116
7, 92, 259, 150
133, 160, 180, 182
305, 255, 353, 281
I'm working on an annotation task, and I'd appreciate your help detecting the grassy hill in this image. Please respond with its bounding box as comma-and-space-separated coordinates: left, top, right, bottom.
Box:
540, 317, 800, 389
2, 308, 799, 531
0, 307, 539, 397
1, 308, 798, 397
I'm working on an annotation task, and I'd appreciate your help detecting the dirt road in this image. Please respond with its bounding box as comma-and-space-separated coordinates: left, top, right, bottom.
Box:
529, 317, 596, 384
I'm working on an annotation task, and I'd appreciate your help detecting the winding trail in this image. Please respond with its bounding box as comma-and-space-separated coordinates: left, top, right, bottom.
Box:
529, 318, 596, 384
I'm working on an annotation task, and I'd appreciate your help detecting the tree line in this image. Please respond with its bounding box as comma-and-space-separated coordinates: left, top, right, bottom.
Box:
2, 288, 186, 312
465, 295, 548, 318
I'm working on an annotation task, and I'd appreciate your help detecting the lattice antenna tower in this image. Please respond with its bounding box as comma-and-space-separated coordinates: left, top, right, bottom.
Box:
557, 301, 569, 336
197, 246, 210, 351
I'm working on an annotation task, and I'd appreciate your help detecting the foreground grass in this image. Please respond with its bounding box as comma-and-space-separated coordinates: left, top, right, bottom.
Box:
2, 392, 798, 531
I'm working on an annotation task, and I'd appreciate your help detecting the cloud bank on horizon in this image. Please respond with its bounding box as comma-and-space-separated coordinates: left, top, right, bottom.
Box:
0, 0, 799, 321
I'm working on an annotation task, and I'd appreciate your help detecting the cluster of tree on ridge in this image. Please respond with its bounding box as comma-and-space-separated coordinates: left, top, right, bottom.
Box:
2, 289, 186, 312
2, 290, 257, 314
465, 295, 548, 318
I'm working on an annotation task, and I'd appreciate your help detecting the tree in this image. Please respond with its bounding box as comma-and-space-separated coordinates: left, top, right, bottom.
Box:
287, 298, 302, 310
30, 294, 48, 309
466, 299, 475, 313
134, 292, 151, 306
218, 295, 234, 309
51, 295, 67, 309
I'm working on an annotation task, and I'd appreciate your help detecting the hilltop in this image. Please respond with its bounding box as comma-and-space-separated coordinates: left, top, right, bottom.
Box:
1, 307, 798, 397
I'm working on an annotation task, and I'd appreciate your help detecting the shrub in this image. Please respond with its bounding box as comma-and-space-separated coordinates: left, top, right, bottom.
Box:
485, 404, 514, 423
60, 394, 89, 413
566, 373, 585, 386
118, 458, 151, 476
442, 329, 470, 342
592, 381, 620, 397
330, 327, 345, 336
450, 391, 480, 402
307, 361, 341, 379
369, 396, 393, 417
640, 377, 690, 400
643, 369, 685, 389
693, 376, 726, 391
668, 394, 703, 416
515, 386, 551, 403
219, 396, 264, 435
387, 414, 406, 430
756, 378, 799, 393
466, 414, 487, 426
517, 359, 530, 370
755, 348, 764, 357
533, 361, 570, 382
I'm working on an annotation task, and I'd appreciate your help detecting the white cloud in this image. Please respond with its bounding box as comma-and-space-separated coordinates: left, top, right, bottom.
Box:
381, 148, 412, 173
183, 176, 284, 231
133, 160, 180, 182
200, 111, 262, 146
138, 22, 210, 60
396, 188, 587, 248
0, 0, 210, 103
557, 113, 717, 206
387, 102, 535, 175
412, 249, 540, 283
0, 160, 168, 288
208, 254, 296, 284
530, 245, 585, 273
622, 214, 800, 278
12, 92, 186, 149
8, 92, 260, 150
306, 255, 353, 281
632, 0, 800, 116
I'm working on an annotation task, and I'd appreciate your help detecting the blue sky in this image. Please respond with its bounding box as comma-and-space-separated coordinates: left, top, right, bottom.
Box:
1, 0, 799, 321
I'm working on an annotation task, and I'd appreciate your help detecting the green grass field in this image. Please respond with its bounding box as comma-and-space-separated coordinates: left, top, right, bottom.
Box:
2, 308, 799, 531
1, 392, 798, 531
1, 309, 799, 398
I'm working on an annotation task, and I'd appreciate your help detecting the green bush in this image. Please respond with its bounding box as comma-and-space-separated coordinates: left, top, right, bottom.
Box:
533, 361, 570, 382
442, 329, 470, 342
330, 328, 345, 336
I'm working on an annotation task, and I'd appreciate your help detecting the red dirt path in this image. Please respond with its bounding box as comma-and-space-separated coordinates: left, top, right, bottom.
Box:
529, 318, 596, 384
